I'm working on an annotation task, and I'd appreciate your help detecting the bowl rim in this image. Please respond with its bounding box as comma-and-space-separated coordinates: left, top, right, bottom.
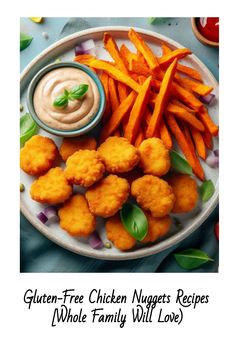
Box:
26, 61, 106, 137
191, 17, 219, 47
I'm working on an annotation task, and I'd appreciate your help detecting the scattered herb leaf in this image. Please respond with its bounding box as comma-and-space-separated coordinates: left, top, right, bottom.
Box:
199, 180, 215, 202
53, 93, 69, 108
20, 113, 38, 145
120, 203, 148, 241
20, 32, 33, 51
170, 150, 192, 175
174, 248, 214, 270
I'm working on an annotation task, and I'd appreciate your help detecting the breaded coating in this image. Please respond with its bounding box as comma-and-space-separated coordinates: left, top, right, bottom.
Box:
30, 167, 72, 204
98, 136, 140, 173
65, 150, 105, 187
20, 135, 58, 175
166, 174, 198, 213
131, 175, 175, 217
142, 212, 172, 243
105, 214, 136, 251
59, 136, 97, 161
139, 137, 171, 176
85, 175, 130, 218
58, 194, 95, 237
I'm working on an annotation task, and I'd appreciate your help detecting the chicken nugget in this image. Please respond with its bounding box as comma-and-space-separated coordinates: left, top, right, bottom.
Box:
20, 135, 58, 175
166, 174, 198, 213
139, 137, 170, 176
98, 136, 140, 173
59, 136, 97, 161
105, 214, 136, 251
142, 212, 172, 243
30, 167, 72, 204
65, 150, 105, 187
58, 194, 95, 237
85, 175, 130, 218
131, 175, 175, 217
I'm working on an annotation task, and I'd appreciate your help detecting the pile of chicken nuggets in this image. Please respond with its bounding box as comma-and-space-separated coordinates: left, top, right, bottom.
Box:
20, 134, 199, 251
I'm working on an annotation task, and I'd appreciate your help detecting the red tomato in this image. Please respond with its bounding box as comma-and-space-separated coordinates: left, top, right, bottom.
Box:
198, 17, 219, 42
214, 221, 219, 241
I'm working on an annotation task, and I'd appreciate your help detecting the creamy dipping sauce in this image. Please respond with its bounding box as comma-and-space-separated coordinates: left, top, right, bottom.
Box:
33, 67, 100, 131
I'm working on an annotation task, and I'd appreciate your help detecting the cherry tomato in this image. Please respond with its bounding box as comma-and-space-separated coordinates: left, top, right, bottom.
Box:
198, 17, 219, 42
214, 221, 219, 241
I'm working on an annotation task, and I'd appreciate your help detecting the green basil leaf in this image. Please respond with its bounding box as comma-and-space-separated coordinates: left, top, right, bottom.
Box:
170, 150, 192, 175
120, 203, 148, 241
53, 94, 68, 107
174, 249, 214, 270
199, 180, 215, 202
20, 32, 33, 51
20, 113, 38, 145
69, 84, 89, 100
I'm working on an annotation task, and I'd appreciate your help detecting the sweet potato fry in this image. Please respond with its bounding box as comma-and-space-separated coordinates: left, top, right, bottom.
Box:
124, 76, 152, 143
197, 106, 219, 136
181, 122, 195, 154
171, 82, 203, 111
100, 91, 137, 142
117, 82, 129, 102
176, 75, 213, 96
89, 59, 141, 92
134, 127, 145, 147
161, 43, 203, 81
159, 48, 192, 66
191, 127, 207, 160
170, 98, 195, 113
108, 77, 120, 112
74, 54, 96, 65
166, 112, 205, 180
103, 32, 129, 74
160, 119, 173, 149
166, 102, 205, 131
100, 72, 111, 123
202, 126, 213, 150
129, 59, 151, 76
120, 44, 137, 69
146, 58, 178, 137
128, 28, 161, 75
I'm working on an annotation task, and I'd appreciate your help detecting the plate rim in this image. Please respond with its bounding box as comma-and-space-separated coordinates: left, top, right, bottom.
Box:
20, 26, 219, 261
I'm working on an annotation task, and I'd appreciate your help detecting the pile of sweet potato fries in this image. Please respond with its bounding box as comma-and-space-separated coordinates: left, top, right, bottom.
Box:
74, 28, 219, 180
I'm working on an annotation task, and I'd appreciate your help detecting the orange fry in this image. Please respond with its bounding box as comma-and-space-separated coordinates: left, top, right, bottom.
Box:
176, 75, 213, 96
160, 119, 173, 149
74, 54, 96, 65
124, 76, 152, 144
191, 127, 207, 160
128, 28, 161, 74
108, 77, 120, 112
197, 106, 219, 136
100, 72, 111, 123
100, 91, 137, 142
89, 59, 141, 92
166, 113, 205, 180
171, 82, 203, 112
202, 126, 213, 150
134, 127, 145, 147
129, 59, 151, 76
146, 58, 178, 137
118, 82, 129, 102
159, 48, 192, 66
166, 102, 205, 131
170, 98, 195, 113
181, 122, 195, 154
103, 32, 129, 74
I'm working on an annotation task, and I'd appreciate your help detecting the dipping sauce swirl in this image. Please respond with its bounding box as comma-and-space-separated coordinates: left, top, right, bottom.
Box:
33, 67, 100, 131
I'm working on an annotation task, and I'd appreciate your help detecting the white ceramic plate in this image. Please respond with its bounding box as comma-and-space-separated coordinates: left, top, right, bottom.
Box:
20, 26, 219, 260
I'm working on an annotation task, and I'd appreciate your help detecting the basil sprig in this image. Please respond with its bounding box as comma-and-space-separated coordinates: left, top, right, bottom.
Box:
20, 32, 33, 51
120, 203, 148, 241
53, 84, 89, 108
170, 150, 192, 175
174, 249, 214, 270
199, 180, 215, 202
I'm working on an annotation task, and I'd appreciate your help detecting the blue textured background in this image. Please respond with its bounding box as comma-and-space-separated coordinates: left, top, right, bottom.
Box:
20, 17, 219, 273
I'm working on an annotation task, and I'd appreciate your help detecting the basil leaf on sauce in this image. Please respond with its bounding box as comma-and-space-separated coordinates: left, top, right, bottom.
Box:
170, 150, 192, 175
53, 94, 68, 108
69, 84, 89, 100
199, 180, 215, 202
20, 32, 33, 51
174, 249, 214, 270
120, 203, 148, 241
20, 113, 38, 145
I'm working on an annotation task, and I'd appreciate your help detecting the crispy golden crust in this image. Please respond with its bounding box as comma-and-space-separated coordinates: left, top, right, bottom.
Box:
58, 194, 96, 237
20, 135, 58, 175
166, 173, 198, 213
105, 214, 136, 250
98, 136, 140, 173
65, 150, 105, 187
142, 212, 172, 243
131, 175, 175, 217
85, 175, 130, 218
30, 167, 72, 204
59, 136, 97, 161
138, 137, 171, 176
